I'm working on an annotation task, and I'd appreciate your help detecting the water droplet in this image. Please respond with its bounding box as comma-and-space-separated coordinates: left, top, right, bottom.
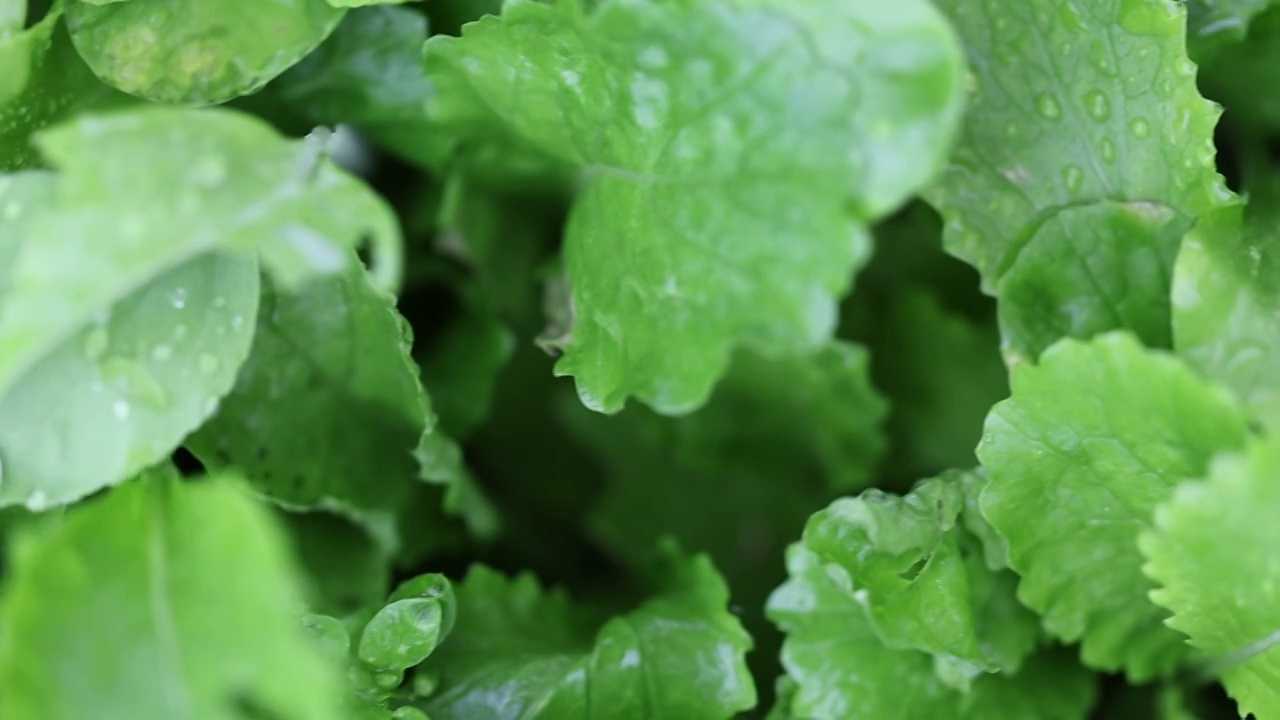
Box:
83, 326, 109, 361
3, 201, 19, 220
374, 671, 403, 690
213, 296, 227, 308
25, 490, 48, 512
1061, 165, 1084, 194
151, 344, 173, 361
1100, 139, 1117, 163
230, 315, 245, 331
1004, 121, 1019, 137
1083, 90, 1111, 121
170, 287, 187, 310
1059, 2, 1084, 30
198, 354, 220, 375
1130, 118, 1150, 138
173, 324, 188, 341
1035, 93, 1062, 120
112, 400, 131, 420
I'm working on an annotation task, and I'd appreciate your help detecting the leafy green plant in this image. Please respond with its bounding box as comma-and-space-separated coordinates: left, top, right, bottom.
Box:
2, 0, 1280, 718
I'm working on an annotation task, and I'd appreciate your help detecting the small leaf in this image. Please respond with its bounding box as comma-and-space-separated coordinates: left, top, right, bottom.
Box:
977, 332, 1250, 678
768, 544, 1096, 719
795, 470, 1042, 688
421, 551, 755, 720
1142, 437, 1280, 718
359, 599, 447, 672
65, 0, 346, 104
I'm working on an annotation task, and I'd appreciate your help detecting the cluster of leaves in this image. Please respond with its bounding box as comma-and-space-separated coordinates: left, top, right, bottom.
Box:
2, 0, 1280, 718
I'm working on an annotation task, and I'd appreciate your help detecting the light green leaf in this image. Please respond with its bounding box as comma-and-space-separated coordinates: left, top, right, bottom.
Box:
64, 0, 346, 104
926, 0, 1232, 362
0, 253, 258, 510
768, 544, 1096, 720
1141, 437, 1280, 719
267, 6, 445, 169
420, 552, 755, 719
1173, 201, 1280, 423
0, 467, 346, 720
977, 332, 1250, 678
0, 107, 400, 509
795, 471, 1042, 690
424, 0, 966, 413
0, 0, 21, 33
186, 261, 492, 546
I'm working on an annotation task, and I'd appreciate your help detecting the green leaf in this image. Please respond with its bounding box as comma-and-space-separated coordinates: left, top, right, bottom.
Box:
64, 0, 346, 104
1198, 6, 1280, 136
926, 0, 1232, 361
1141, 437, 1280, 718
977, 332, 1250, 678
282, 510, 392, 618
0, 107, 400, 509
420, 552, 755, 719
852, 286, 1006, 481
1185, 0, 1274, 59
795, 471, 1042, 689
267, 6, 445, 169
0, 9, 129, 170
569, 342, 886, 605
417, 277, 515, 441
768, 544, 1096, 720
424, 0, 966, 413
186, 261, 491, 545
646, 342, 889, 491
0, 466, 346, 720
1173, 199, 1280, 423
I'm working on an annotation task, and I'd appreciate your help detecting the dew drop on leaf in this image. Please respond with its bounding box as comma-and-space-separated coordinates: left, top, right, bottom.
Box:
23, 489, 47, 512
1035, 93, 1062, 120
1100, 138, 1117, 163
1083, 90, 1111, 122
1061, 165, 1084, 195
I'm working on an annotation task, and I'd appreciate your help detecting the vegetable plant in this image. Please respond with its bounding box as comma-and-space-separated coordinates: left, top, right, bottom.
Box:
1, 0, 1279, 717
